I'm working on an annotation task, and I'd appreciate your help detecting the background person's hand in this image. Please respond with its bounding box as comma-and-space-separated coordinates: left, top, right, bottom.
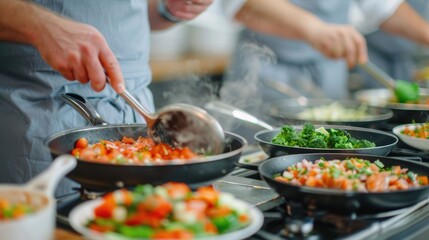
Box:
33, 16, 125, 93
304, 22, 368, 68
164, 0, 213, 20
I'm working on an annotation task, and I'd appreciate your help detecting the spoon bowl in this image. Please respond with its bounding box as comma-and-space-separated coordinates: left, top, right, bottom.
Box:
118, 89, 225, 155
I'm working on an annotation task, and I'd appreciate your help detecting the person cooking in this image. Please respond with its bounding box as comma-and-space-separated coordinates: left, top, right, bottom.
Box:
0, 0, 212, 196
220, 0, 429, 107
353, 0, 429, 89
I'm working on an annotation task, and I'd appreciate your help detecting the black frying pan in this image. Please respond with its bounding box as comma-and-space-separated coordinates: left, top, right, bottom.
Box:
265, 99, 393, 127
255, 125, 398, 157
259, 153, 429, 213
45, 94, 247, 191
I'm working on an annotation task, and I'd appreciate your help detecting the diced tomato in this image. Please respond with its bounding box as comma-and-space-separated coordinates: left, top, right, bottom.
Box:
125, 212, 162, 227
152, 229, 194, 240
205, 221, 218, 234
181, 147, 196, 159
94, 202, 115, 218
194, 186, 219, 206
75, 138, 88, 149
121, 136, 135, 144
162, 182, 191, 200
206, 206, 231, 218
138, 196, 172, 218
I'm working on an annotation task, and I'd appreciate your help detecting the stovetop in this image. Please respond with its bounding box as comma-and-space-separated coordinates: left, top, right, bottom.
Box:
56, 146, 429, 240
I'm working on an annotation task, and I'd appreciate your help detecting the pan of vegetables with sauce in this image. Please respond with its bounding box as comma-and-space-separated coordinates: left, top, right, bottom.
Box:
259, 153, 429, 212
355, 88, 429, 125
45, 94, 247, 191
255, 123, 398, 157
264, 98, 393, 127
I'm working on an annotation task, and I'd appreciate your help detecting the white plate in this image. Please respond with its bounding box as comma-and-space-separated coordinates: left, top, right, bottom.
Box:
69, 198, 264, 240
393, 123, 429, 151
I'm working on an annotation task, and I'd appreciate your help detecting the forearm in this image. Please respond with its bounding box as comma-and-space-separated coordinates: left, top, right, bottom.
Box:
148, 0, 176, 30
234, 0, 323, 42
380, 2, 429, 46
0, 0, 56, 45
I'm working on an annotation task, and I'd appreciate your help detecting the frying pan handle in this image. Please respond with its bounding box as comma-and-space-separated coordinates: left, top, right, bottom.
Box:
61, 93, 109, 126
26, 154, 77, 196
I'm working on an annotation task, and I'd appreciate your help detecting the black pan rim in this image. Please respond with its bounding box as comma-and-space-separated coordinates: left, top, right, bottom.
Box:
259, 152, 429, 196
45, 124, 248, 166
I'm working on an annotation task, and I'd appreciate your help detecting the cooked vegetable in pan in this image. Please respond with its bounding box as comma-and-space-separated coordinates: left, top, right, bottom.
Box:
71, 136, 198, 164
275, 157, 429, 192
400, 122, 429, 139
272, 124, 376, 149
297, 102, 370, 121
85, 183, 251, 239
0, 199, 34, 220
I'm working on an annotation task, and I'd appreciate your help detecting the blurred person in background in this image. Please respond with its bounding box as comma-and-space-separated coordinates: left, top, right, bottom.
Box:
0, 0, 212, 196
218, 0, 429, 112
352, 0, 429, 90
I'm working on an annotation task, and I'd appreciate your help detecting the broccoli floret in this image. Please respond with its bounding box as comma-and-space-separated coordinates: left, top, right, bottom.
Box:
307, 136, 328, 148
272, 125, 300, 145
301, 123, 316, 139
352, 139, 376, 148
334, 142, 354, 149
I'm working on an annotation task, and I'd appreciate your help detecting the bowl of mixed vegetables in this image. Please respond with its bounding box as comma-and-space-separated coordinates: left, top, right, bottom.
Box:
255, 123, 398, 157
69, 183, 264, 240
393, 122, 429, 151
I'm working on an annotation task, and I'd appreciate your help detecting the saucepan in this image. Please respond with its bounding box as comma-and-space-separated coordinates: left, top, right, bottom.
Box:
0, 155, 76, 240
259, 153, 429, 212
45, 94, 247, 191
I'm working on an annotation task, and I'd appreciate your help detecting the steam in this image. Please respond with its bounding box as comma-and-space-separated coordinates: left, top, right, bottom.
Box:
220, 42, 277, 108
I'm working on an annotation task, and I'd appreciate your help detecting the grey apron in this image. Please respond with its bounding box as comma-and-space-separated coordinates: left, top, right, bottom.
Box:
222, 0, 351, 107
0, 0, 154, 196
358, 0, 426, 88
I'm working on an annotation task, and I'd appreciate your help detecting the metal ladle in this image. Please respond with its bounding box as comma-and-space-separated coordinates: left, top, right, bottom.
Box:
360, 61, 420, 103
110, 79, 225, 155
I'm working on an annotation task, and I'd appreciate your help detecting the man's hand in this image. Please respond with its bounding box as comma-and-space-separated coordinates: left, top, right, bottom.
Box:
304, 22, 368, 68
165, 0, 213, 20
33, 17, 125, 93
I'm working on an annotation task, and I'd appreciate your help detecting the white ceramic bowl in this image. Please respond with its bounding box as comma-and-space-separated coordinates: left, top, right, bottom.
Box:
0, 155, 76, 240
393, 123, 429, 151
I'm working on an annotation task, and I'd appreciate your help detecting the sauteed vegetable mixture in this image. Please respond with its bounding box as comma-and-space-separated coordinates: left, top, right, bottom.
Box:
86, 183, 250, 239
0, 199, 33, 220
272, 124, 376, 149
275, 158, 429, 192
401, 123, 429, 139
71, 136, 198, 164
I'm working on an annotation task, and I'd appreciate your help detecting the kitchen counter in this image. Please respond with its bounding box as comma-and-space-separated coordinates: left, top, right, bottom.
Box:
55, 228, 82, 240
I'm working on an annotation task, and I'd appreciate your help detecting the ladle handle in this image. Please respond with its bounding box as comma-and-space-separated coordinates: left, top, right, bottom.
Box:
360, 61, 396, 90
105, 76, 155, 127
204, 101, 274, 130
26, 155, 77, 196
61, 93, 109, 126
